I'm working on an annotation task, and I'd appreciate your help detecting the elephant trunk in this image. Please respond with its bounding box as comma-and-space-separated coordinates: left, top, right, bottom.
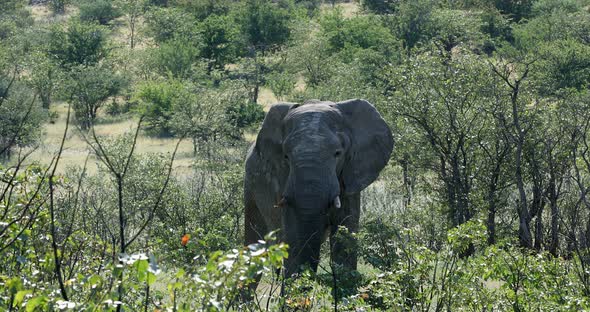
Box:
284, 214, 324, 277
282, 167, 340, 277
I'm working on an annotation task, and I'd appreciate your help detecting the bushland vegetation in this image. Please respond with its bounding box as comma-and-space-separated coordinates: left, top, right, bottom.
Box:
2, 0, 590, 310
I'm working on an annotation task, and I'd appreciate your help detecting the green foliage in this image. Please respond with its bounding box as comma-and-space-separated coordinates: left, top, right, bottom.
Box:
266, 71, 295, 100
135, 79, 184, 136
50, 0, 69, 14
26, 51, 60, 109
79, 0, 123, 25
172, 81, 263, 142
361, 0, 400, 14
390, 0, 437, 50
236, 0, 292, 53
494, 0, 534, 21
66, 65, 126, 129
531, 0, 581, 16
321, 11, 398, 55
151, 38, 200, 79
225, 99, 264, 134
184, 235, 288, 310
382, 51, 501, 227
197, 14, 241, 74
429, 9, 484, 52
0, 83, 45, 159
136, 78, 262, 139
0, 2, 33, 40
172, 0, 234, 20
294, 0, 322, 16
531, 39, 590, 96
286, 24, 336, 87
513, 8, 590, 51
0, 0, 26, 13
294, 58, 382, 103
359, 218, 400, 271
48, 19, 109, 68
479, 7, 513, 53
145, 7, 197, 43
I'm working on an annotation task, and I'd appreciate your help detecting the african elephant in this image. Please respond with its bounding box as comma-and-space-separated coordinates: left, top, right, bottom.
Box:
244, 99, 393, 277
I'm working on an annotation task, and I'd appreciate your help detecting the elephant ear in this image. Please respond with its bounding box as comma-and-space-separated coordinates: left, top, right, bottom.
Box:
255, 103, 296, 167
335, 99, 394, 194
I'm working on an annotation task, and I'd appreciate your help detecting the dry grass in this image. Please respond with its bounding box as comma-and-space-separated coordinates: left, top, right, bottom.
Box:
258, 87, 279, 111
23, 104, 196, 174
29, 4, 52, 22
29, 3, 79, 24
321, 1, 361, 17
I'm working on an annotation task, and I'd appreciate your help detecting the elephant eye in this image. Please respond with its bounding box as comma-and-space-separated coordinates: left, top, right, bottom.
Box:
334, 150, 342, 157
284, 154, 289, 160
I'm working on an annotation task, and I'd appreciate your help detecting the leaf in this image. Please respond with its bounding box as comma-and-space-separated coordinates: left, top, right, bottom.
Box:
175, 268, 185, 279
14, 290, 32, 307
135, 259, 149, 282
147, 272, 157, 286
25, 296, 47, 312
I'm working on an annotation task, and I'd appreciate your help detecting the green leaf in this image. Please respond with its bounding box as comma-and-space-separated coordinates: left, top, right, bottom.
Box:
14, 290, 32, 307
135, 259, 149, 282
175, 268, 185, 279
147, 272, 157, 286
25, 296, 47, 312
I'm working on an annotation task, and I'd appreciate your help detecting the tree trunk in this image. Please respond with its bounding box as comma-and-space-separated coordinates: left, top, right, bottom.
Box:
548, 174, 559, 256
40, 92, 51, 109
534, 210, 543, 251
487, 199, 496, 245
401, 156, 413, 207
531, 179, 545, 251
516, 150, 532, 248
514, 107, 532, 248
252, 80, 260, 104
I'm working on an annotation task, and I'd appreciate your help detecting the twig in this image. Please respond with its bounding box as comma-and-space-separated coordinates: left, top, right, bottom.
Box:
49, 103, 72, 301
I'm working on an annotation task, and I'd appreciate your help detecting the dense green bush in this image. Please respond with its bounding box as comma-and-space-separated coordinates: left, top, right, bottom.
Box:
513, 7, 590, 51
531, 0, 581, 16
493, 0, 534, 21
361, 0, 400, 14
389, 0, 437, 50
50, 0, 68, 14
48, 19, 109, 68
0, 83, 45, 160
197, 14, 241, 74
145, 7, 197, 43
79, 0, 122, 25
0, 5, 33, 40
151, 38, 200, 79
236, 0, 293, 54
321, 11, 398, 55
479, 7, 513, 53
135, 79, 184, 136
532, 39, 590, 96
66, 65, 126, 129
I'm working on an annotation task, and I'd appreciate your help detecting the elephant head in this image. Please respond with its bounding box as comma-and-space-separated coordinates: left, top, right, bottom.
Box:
255, 99, 393, 276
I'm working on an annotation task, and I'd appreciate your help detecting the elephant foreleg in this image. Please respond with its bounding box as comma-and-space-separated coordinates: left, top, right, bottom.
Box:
244, 194, 268, 246
329, 193, 360, 271
242, 191, 267, 301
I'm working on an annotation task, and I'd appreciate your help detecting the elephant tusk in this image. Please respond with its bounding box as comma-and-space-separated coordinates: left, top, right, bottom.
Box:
274, 197, 287, 208
333, 196, 341, 209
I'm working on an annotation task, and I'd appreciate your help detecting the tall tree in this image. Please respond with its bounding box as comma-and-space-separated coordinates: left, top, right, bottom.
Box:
385, 52, 493, 230
490, 53, 538, 249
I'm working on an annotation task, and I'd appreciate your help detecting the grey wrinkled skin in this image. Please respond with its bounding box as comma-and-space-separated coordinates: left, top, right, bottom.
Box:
244, 99, 393, 277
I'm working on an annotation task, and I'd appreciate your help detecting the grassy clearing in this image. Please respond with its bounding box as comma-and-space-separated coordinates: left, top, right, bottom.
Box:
321, 2, 361, 17
258, 87, 279, 111
23, 103, 196, 174
29, 3, 78, 24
